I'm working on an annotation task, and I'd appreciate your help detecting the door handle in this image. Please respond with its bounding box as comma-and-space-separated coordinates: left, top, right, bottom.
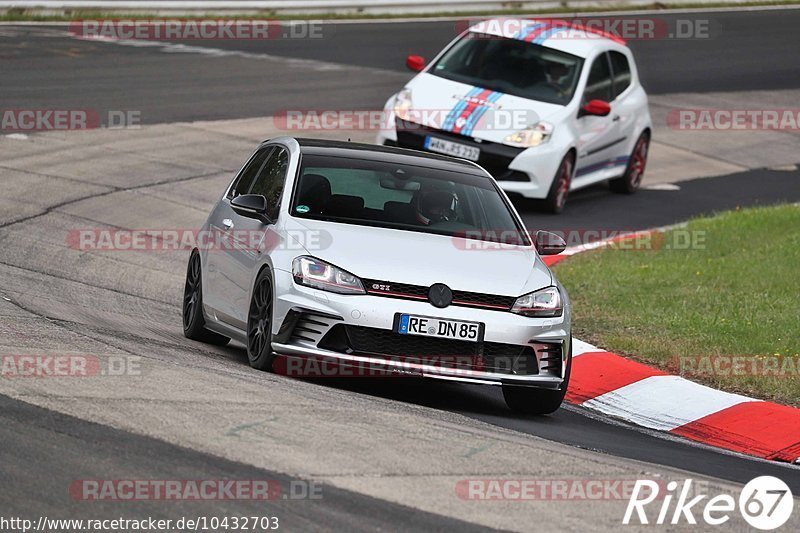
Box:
612, 115, 621, 122
222, 218, 234, 230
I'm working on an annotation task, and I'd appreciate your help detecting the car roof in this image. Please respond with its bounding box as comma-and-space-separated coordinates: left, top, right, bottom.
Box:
467, 18, 628, 59
285, 137, 489, 175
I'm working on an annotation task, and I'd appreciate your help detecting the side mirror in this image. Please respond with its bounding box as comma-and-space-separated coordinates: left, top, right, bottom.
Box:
535, 230, 566, 256
231, 194, 270, 223
581, 99, 611, 117
405, 54, 425, 72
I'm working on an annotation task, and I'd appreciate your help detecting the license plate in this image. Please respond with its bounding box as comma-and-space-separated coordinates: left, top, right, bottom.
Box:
396, 313, 483, 342
424, 136, 480, 161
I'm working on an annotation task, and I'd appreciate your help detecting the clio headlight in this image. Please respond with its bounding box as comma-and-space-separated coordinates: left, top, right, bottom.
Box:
393, 88, 413, 122
504, 121, 554, 148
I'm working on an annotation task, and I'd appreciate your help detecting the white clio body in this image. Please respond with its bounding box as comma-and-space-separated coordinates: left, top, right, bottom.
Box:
377, 18, 652, 207
184, 137, 573, 413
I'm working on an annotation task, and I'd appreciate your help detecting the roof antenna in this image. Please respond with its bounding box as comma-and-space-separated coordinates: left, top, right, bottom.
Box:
348, 137, 351, 142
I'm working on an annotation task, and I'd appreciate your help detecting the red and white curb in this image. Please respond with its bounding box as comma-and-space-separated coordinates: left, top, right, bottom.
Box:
544, 231, 800, 464
566, 339, 800, 463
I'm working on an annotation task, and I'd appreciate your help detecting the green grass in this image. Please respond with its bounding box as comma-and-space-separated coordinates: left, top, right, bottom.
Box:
2, 1, 799, 22
554, 204, 800, 405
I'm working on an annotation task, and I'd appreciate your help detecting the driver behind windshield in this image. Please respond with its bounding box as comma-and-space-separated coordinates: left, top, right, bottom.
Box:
545, 61, 570, 89
414, 189, 460, 225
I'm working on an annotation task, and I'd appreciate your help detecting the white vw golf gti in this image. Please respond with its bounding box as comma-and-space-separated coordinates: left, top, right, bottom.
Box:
183, 138, 572, 413
378, 18, 653, 212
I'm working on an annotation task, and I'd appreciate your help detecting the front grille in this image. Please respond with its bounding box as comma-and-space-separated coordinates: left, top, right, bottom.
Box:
495, 170, 531, 182
344, 324, 477, 357
395, 119, 525, 179
318, 324, 538, 375
364, 279, 428, 300
363, 278, 515, 311
451, 289, 515, 310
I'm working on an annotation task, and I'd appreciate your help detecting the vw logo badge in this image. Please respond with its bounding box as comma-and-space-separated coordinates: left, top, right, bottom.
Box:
428, 283, 453, 308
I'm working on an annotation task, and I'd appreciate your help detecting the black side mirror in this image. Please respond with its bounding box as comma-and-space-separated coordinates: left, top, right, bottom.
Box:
231, 194, 270, 223
535, 230, 566, 256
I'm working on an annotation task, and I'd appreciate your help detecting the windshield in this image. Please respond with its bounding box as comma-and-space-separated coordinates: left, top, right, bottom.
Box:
430, 33, 584, 106
292, 154, 530, 245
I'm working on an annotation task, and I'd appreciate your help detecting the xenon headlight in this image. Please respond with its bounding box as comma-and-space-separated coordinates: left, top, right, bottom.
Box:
292, 256, 365, 295
511, 286, 562, 317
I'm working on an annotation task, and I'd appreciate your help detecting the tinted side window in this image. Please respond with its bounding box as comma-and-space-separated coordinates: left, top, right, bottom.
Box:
249, 147, 289, 220
583, 53, 613, 103
609, 51, 632, 99
228, 147, 273, 198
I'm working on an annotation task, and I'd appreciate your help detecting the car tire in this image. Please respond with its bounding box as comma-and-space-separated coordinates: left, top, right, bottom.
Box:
543, 153, 574, 214
502, 342, 572, 415
183, 250, 230, 346
247, 268, 277, 372
610, 132, 649, 194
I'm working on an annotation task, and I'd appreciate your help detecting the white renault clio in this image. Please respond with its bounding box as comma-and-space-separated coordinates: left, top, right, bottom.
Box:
377, 18, 652, 213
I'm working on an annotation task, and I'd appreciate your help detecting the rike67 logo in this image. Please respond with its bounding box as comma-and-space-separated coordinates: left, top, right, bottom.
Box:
624, 476, 794, 529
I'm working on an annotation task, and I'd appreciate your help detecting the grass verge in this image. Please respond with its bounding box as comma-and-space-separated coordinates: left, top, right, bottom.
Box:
553, 204, 800, 406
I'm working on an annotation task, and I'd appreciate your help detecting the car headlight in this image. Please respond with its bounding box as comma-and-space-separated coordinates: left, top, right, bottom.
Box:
393, 88, 413, 121
292, 256, 365, 295
511, 286, 562, 317
503, 121, 554, 148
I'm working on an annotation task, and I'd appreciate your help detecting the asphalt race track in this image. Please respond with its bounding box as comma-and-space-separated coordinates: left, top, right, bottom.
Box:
1, 8, 799, 531
3, 9, 800, 123
0, 397, 492, 532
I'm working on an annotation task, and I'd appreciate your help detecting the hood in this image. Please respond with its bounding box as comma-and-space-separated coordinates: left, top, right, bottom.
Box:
404, 73, 565, 143
285, 216, 552, 298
